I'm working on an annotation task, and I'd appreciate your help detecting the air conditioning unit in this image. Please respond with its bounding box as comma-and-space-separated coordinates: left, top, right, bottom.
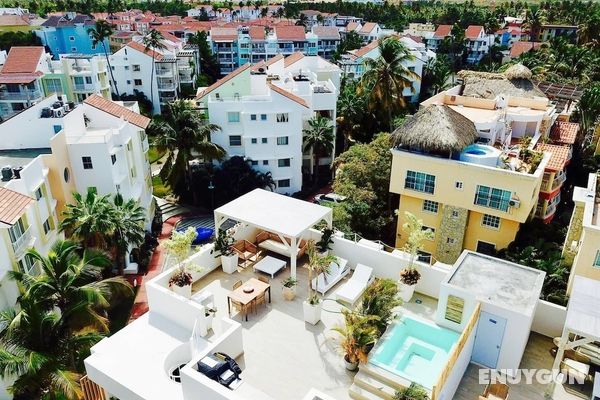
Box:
53, 108, 63, 118
63, 103, 70, 112
509, 198, 520, 208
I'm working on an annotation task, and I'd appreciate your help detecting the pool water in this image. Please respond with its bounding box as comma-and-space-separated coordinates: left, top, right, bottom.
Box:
369, 316, 460, 389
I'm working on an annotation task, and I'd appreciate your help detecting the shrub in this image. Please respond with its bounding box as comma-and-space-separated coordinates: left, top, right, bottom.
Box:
400, 268, 421, 286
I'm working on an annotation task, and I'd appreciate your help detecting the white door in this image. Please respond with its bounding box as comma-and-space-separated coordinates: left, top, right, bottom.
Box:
472, 311, 507, 369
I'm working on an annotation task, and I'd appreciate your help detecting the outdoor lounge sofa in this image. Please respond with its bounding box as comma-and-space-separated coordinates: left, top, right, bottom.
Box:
335, 263, 373, 305
311, 257, 349, 295
232, 240, 260, 267
255, 231, 307, 259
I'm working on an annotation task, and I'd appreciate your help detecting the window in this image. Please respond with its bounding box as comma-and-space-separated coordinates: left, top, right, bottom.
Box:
446, 237, 455, 244
277, 136, 289, 145
227, 112, 240, 123
594, 250, 600, 268
82, 156, 93, 170
8, 218, 26, 244
34, 187, 43, 201
251, 160, 258, 166
261, 138, 268, 144
43, 218, 51, 235
125, 66, 129, 70
126, 80, 131, 85
451, 210, 460, 219
251, 138, 258, 144
417, 251, 431, 263
482, 214, 501, 229
85, 76, 92, 84
455, 181, 463, 190
445, 295, 464, 324
251, 114, 257, 121
405, 170, 435, 194
276, 113, 289, 122
63, 168, 70, 183
229, 135, 242, 146
133, 65, 141, 72
53, 125, 62, 134
422, 200, 439, 213
69, 36, 75, 41
260, 114, 267, 121
475, 185, 512, 211
476, 241, 496, 255
263, 160, 269, 165
278, 158, 291, 167
278, 179, 290, 188
134, 79, 142, 86
18, 254, 35, 275
71, 47, 77, 52
111, 154, 117, 164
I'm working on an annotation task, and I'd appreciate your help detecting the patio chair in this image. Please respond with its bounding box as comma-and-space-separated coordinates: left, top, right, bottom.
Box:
229, 298, 251, 320
232, 240, 260, 268
233, 280, 242, 290
258, 276, 269, 284
254, 289, 267, 312
479, 382, 509, 400
335, 264, 373, 305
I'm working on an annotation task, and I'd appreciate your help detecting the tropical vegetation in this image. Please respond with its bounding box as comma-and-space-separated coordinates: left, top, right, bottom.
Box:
303, 115, 335, 188
88, 20, 120, 98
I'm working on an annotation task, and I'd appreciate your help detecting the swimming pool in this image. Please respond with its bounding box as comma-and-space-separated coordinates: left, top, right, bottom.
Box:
369, 316, 460, 389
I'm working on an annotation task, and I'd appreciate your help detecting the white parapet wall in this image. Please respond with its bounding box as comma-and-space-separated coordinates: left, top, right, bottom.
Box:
531, 299, 567, 338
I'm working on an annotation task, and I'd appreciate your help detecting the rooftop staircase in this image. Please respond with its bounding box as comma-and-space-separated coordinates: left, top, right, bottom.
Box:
349, 364, 410, 400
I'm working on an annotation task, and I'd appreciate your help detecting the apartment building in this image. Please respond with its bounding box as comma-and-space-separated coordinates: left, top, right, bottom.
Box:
563, 173, 600, 294
464, 25, 494, 64
196, 53, 340, 194
540, 24, 577, 42
426, 24, 452, 52
338, 35, 432, 102
110, 39, 200, 114
390, 66, 558, 264
0, 46, 48, 119
35, 13, 110, 59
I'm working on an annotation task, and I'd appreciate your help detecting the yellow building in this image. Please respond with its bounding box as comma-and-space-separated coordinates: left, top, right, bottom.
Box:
563, 173, 600, 294
390, 104, 549, 264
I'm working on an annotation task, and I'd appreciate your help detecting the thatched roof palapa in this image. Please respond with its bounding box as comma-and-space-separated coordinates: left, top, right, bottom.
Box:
458, 64, 545, 99
391, 104, 478, 154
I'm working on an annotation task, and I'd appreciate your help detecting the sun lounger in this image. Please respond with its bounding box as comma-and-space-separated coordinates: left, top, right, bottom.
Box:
311, 257, 349, 295
335, 263, 373, 305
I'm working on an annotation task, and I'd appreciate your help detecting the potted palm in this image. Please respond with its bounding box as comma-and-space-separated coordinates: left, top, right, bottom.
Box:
303, 240, 337, 325
332, 310, 379, 371
282, 277, 298, 301
165, 227, 199, 298
212, 229, 238, 274
357, 279, 402, 337
399, 212, 433, 303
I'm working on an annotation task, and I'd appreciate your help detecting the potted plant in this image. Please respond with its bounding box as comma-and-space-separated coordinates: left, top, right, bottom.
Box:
398, 212, 433, 302
316, 226, 335, 255
165, 227, 199, 299
303, 240, 337, 325
282, 277, 298, 301
212, 229, 238, 274
394, 383, 430, 400
357, 279, 401, 337
332, 310, 378, 371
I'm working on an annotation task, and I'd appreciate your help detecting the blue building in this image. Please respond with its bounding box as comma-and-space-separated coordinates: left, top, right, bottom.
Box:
35, 13, 110, 59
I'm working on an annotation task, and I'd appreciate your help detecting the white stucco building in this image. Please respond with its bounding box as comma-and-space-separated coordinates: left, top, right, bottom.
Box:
196, 53, 340, 194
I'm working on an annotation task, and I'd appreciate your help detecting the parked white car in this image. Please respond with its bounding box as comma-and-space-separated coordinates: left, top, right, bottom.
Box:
313, 193, 347, 204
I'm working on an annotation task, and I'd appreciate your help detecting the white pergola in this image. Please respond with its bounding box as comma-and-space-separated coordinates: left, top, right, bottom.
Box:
214, 189, 333, 278
552, 276, 600, 373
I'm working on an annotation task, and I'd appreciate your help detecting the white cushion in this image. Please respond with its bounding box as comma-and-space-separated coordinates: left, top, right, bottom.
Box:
258, 239, 300, 257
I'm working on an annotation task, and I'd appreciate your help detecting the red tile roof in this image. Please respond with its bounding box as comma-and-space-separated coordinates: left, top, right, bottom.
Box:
1, 46, 44, 74
353, 39, 379, 58
275, 25, 306, 41
0, 187, 34, 225
510, 41, 542, 58
84, 94, 151, 129
346, 22, 359, 32
360, 22, 377, 34
433, 24, 452, 38
126, 41, 164, 61
312, 26, 340, 40
465, 25, 484, 40
535, 143, 571, 172
268, 83, 308, 108
210, 27, 238, 41
196, 63, 252, 99
249, 26, 265, 40
265, 54, 284, 66
283, 52, 304, 67
550, 121, 579, 145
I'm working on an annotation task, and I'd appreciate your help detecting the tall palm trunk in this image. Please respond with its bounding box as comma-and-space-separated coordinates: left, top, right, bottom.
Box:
313, 153, 320, 188
102, 43, 120, 98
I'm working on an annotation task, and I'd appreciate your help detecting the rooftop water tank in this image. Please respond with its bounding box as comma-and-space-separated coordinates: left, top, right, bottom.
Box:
459, 144, 502, 168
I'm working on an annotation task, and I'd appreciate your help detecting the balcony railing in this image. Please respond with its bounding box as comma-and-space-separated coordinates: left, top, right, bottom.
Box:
12, 227, 31, 257
157, 82, 176, 90
0, 90, 43, 101
156, 68, 174, 77
73, 83, 95, 92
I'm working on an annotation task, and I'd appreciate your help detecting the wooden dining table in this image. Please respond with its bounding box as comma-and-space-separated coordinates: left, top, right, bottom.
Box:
227, 278, 271, 321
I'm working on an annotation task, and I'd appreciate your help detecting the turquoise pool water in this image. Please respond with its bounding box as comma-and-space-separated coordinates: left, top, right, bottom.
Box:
369, 316, 460, 389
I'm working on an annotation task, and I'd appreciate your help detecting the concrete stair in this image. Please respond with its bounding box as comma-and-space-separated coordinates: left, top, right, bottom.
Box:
349, 365, 408, 400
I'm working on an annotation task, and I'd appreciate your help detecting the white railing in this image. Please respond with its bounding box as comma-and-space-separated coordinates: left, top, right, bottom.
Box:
73, 83, 95, 92
0, 90, 42, 101
12, 227, 31, 256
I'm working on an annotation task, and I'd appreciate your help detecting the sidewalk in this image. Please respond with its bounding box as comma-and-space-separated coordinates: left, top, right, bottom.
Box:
127, 214, 182, 322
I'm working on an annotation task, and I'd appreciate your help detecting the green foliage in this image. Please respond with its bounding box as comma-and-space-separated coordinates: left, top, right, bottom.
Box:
331, 31, 363, 62
0, 31, 40, 52
143, 29, 167, 111
188, 31, 221, 83
574, 84, 600, 138
306, 241, 338, 302
332, 133, 394, 241
394, 383, 430, 400
147, 146, 166, 164
316, 227, 335, 253
332, 310, 379, 365
89, 20, 120, 97
336, 79, 371, 147
303, 114, 335, 188
212, 229, 235, 258
356, 279, 401, 336
164, 227, 199, 282
152, 175, 172, 198
422, 55, 453, 98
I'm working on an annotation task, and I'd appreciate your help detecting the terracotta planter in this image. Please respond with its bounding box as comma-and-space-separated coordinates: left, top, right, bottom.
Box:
303, 301, 321, 325
171, 283, 192, 298
399, 282, 416, 303
344, 355, 359, 371
282, 286, 296, 301
221, 254, 238, 274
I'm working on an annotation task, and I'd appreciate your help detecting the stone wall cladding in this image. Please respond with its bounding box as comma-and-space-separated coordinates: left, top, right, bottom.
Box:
436, 205, 468, 264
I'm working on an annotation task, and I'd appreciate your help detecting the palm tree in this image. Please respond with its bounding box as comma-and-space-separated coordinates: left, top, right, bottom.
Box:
112, 193, 146, 275
524, 7, 547, 42
60, 187, 116, 249
296, 13, 309, 28
336, 80, 368, 149
142, 29, 167, 112
151, 100, 225, 195
358, 37, 420, 131
88, 19, 120, 98
302, 114, 335, 188
424, 55, 453, 95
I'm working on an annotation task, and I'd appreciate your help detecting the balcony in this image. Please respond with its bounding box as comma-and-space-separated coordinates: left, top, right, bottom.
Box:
157, 81, 176, 91
179, 71, 193, 83
73, 83, 95, 92
156, 68, 174, 77
142, 139, 149, 153
0, 89, 43, 101
11, 227, 31, 257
